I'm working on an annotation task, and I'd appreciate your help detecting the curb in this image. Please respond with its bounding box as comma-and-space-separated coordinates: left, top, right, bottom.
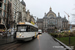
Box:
52, 37, 72, 50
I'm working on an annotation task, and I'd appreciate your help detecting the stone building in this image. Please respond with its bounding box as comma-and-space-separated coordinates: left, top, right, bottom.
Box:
7, 0, 35, 28
0, 0, 8, 24
37, 7, 69, 32
7, 0, 14, 29
30, 15, 35, 23
11, 0, 26, 23
37, 19, 43, 30
0, 0, 36, 29
11, 0, 35, 26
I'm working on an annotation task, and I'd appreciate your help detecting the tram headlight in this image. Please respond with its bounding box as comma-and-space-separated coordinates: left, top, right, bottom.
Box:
19, 34, 22, 36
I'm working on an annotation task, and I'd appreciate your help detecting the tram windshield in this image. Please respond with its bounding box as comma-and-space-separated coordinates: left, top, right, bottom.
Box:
17, 25, 30, 32
17, 25, 27, 32
17, 24, 38, 32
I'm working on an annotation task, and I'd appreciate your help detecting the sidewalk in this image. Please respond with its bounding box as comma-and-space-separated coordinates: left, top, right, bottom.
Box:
0, 36, 15, 45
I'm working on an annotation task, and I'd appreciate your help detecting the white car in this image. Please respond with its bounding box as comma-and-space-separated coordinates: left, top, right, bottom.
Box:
7, 28, 16, 36
38, 29, 42, 34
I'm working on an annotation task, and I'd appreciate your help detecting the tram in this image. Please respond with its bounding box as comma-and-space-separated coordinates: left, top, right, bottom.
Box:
14, 22, 38, 41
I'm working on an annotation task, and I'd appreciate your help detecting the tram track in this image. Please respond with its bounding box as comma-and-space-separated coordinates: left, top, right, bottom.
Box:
0, 41, 24, 50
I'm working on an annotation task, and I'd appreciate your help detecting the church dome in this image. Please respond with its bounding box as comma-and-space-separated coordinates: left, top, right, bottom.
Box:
21, 0, 26, 6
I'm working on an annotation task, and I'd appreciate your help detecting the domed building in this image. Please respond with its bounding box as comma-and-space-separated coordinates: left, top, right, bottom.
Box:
37, 7, 69, 32
21, 0, 26, 6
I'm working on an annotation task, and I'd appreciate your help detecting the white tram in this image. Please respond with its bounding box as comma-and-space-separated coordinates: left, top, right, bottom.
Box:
14, 22, 38, 41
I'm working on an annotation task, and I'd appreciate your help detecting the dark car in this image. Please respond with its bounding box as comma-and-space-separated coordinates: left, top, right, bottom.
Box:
0, 24, 7, 37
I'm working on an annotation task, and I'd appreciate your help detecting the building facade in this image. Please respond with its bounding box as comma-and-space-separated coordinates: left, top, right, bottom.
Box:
37, 7, 69, 32
0, 0, 36, 29
11, 0, 35, 27
0, 0, 8, 24
7, 0, 14, 29
8, 0, 36, 28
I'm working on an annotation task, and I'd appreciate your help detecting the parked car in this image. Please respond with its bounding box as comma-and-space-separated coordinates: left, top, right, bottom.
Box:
0, 24, 7, 37
7, 28, 16, 36
11, 28, 15, 35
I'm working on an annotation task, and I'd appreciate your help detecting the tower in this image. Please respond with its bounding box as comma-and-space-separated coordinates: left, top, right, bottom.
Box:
21, 0, 26, 7
58, 12, 60, 17
50, 7, 52, 11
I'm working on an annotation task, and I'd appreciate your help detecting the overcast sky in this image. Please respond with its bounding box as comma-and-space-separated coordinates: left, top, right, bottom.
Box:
20, 0, 75, 24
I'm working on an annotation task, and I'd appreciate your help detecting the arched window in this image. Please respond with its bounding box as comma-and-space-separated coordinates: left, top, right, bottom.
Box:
49, 14, 54, 18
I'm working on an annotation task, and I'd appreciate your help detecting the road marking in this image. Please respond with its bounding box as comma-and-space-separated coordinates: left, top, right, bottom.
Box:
53, 46, 64, 48
39, 35, 42, 36
37, 35, 39, 39
38, 34, 42, 36
38, 35, 42, 50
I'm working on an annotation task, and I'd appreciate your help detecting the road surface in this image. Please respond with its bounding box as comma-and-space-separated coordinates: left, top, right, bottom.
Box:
0, 33, 66, 50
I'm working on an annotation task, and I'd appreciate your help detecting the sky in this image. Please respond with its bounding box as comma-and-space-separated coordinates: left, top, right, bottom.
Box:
20, 0, 75, 24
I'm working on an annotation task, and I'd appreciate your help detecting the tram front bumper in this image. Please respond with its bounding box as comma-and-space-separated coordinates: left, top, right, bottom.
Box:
16, 37, 32, 41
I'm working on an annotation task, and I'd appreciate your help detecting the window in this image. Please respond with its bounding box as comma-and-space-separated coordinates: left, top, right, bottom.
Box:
49, 14, 54, 18
4, 0, 6, 3
3, 12, 5, 17
10, 0, 12, 1
0, 0, 3, 1
0, 10, 2, 14
4, 5, 6, 10
0, 18, 1, 23
17, 25, 38, 32
0, 3, 2, 8
17, 25, 27, 32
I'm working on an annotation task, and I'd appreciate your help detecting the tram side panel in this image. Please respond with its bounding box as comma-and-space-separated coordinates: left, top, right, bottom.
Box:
16, 32, 38, 38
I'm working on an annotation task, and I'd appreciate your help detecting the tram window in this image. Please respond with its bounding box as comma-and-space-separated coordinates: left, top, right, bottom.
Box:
30, 26, 38, 32
26, 26, 30, 32
17, 25, 27, 32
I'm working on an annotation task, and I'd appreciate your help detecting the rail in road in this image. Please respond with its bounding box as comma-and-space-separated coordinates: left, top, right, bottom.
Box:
0, 33, 66, 50
0, 41, 23, 50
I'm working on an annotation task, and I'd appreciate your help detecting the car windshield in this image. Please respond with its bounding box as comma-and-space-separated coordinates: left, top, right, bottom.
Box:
38, 30, 42, 32
0, 25, 5, 29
